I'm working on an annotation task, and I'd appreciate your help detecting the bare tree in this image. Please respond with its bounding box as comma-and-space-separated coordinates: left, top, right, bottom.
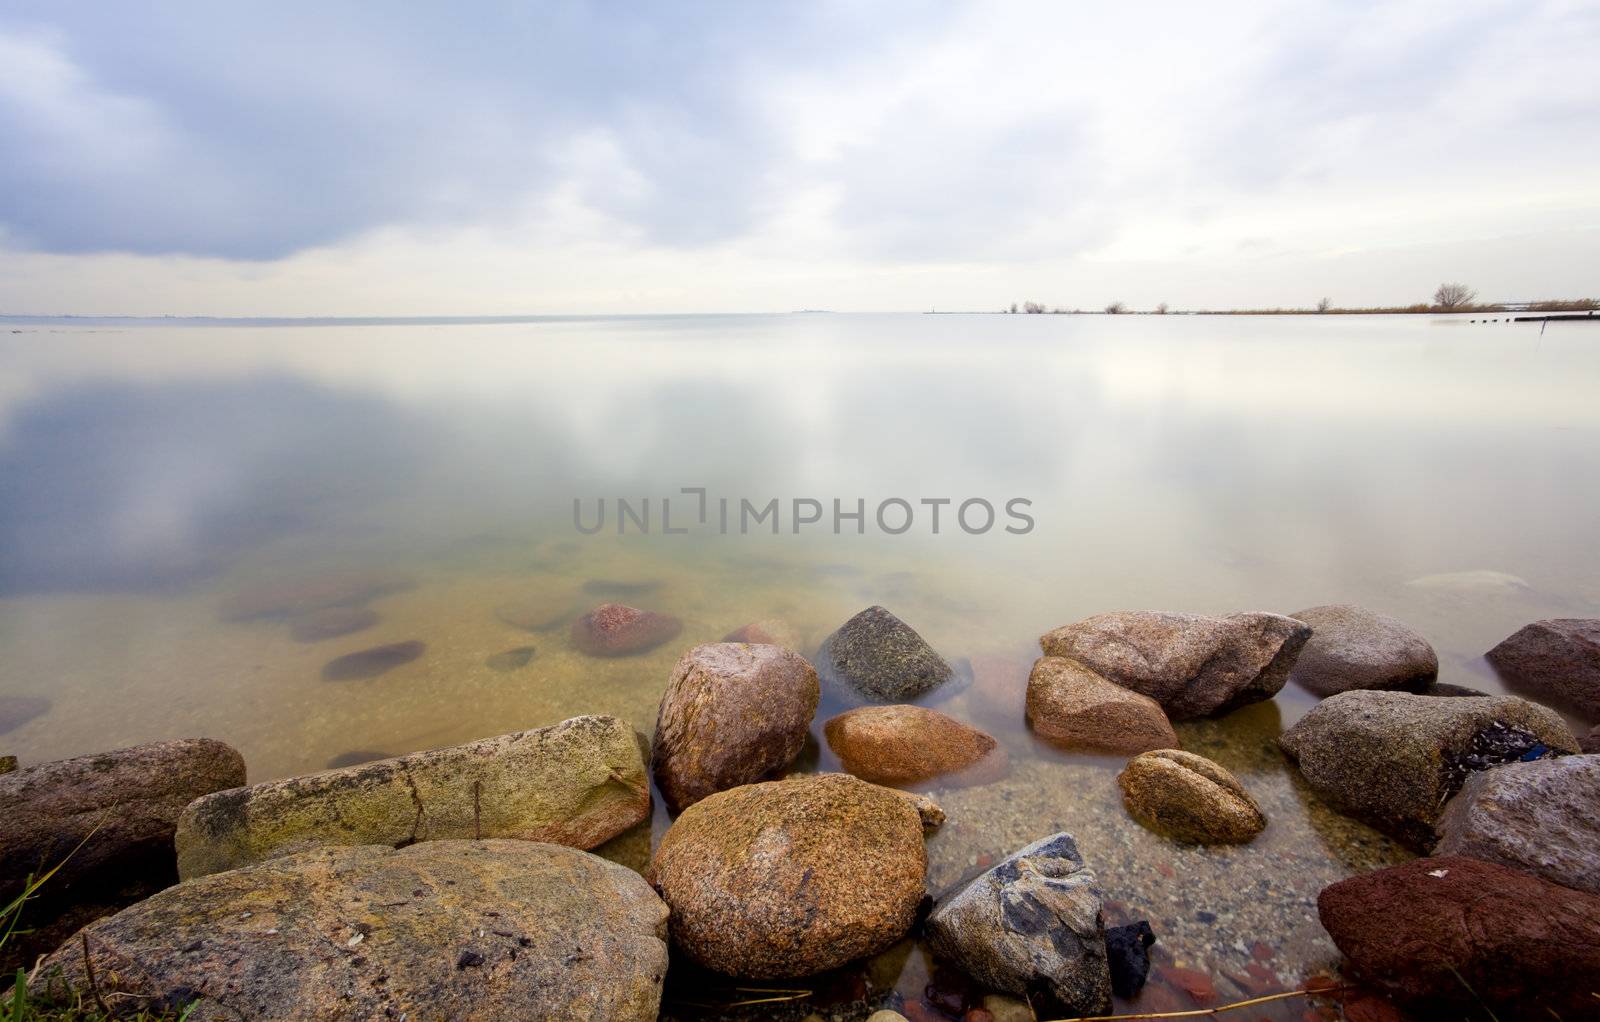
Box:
1433, 283, 1477, 310
1023, 301, 1046, 314
1104, 301, 1125, 315
1155, 302, 1169, 315
1009, 302, 1018, 314
1316, 297, 1331, 313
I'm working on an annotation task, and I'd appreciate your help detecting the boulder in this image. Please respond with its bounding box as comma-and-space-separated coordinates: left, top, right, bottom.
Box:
485, 645, 537, 672
647, 773, 927, 978
1434, 754, 1600, 895
823, 704, 1005, 787
1318, 856, 1600, 1019
1038, 612, 1310, 719
0, 693, 50, 737
1278, 691, 1578, 848
27, 841, 668, 1022
1286, 605, 1436, 697
1105, 921, 1156, 998
288, 605, 378, 642
320, 639, 425, 680
722, 618, 803, 651
1025, 657, 1178, 754
0, 739, 245, 973
924, 833, 1111, 1015
651, 643, 819, 812
176, 715, 650, 879
571, 603, 682, 657
1486, 618, 1600, 721
1117, 749, 1265, 844
814, 606, 953, 705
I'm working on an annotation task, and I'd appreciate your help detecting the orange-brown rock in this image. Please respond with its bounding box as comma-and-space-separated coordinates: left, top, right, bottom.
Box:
1025, 657, 1178, 755
572, 603, 682, 656
823, 705, 1006, 787
722, 618, 803, 651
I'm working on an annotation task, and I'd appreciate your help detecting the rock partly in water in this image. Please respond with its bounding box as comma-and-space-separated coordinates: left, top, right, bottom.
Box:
1039, 611, 1310, 720
0, 739, 245, 973
1434, 754, 1600, 896
0, 693, 49, 737
28, 841, 669, 1022
1318, 856, 1600, 1020
288, 605, 379, 643
1417, 681, 1488, 697
571, 603, 683, 657
1286, 604, 1437, 697
925, 833, 1111, 1016
494, 590, 578, 632
218, 568, 412, 621
323, 749, 393, 769
824, 704, 1006, 787
1105, 921, 1156, 998
0, 755, 15, 774
815, 606, 953, 705
647, 773, 927, 979
722, 618, 803, 650
1117, 749, 1265, 845
1025, 657, 1179, 755
485, 645, 537, 672
1486, 618, 1600, 721
176, 715, 651, 879
320, 640, 425, 681
651, 643, 819, 813
1278, 691, 1578, 848
584, 577, 662, 597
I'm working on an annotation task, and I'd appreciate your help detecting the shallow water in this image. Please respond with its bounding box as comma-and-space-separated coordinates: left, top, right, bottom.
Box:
2, 313, 1598, 1017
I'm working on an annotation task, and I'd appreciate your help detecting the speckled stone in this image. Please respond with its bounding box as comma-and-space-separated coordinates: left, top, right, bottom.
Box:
1026, 657, 1179, 754
1117, 750, 1265, 845
1434, 754, 1600, 895
1486, 618, 1600, 721
815, 606, 954, 705
1287, 605, 1437, 697
571, 603, 683, 657
824, 704, 1006, 787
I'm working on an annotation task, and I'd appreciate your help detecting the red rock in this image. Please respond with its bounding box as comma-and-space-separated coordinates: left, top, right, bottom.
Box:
824, 704, 1007, 787
570, 603, 682, 656
722, 618, 803, 650
1250, 941, 1274, 961
1156, 965, 1217, 1004
1485, 617, 1600, 719
1343, 995, 1410, 1022
964, 1010, 995, 1022
903, 1000, 941, 1022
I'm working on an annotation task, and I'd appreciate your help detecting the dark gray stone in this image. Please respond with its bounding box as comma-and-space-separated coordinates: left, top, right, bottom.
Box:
815, 606, 953, 705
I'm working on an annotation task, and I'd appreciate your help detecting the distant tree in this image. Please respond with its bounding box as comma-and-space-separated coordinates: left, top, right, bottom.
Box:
1009, 302, 1018, 314
1433, 282, 1477, 310
1155, 302, 1168, 315
1023, 301, 1047, 314
1316, 297, 1331, 313
1104, 301, 1125, 315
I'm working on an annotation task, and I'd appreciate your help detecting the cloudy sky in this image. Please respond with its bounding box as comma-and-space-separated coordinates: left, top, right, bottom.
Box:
1, 1, 1596, 315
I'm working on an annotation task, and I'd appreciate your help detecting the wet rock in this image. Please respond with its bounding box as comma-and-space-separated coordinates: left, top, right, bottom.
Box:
1318, 856, 1600, 1019
1287, 605, 1437, 697
1117, 749, 1265, 845
722, 618, 803, 651
651, 643, 819, 812
494, 591, 578, 632
1025, 657, 1178, 754
815, 606, 953, 705
1418, 681, 1487, 697
217, 567, 412, 621
925, 833, 1111, 1015
1486, 618, 1600, 721
485, 645, 537, 672
320, 640, 425, 681
1434, 754, 1600, 895
1039, 611, 1310, 719
0, 755, 15, 774
29, 841, 669, 1022
824, 705, 1006, 787
0, 693, 49, 736
1105, 921, 1156, 998
287, 605, 379, 642
1278, 691, 1578, 848
571, 603, 683, 657
0, 739, 245, 973
647, 773, 927, 978
1403, 569, 1533, 597
323, 749, 392, 769
176, 715, 650, 878
892, 789, 947, 831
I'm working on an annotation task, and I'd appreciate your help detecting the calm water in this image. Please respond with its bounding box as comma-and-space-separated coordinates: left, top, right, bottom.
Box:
3, 313, 1598, 1017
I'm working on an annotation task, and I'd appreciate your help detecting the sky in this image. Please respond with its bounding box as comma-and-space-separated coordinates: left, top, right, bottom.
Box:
1, 0, 1597, 315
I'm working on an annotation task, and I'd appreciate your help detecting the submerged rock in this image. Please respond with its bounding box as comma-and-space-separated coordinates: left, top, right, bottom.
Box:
288, 605, 379, 642
323, 749, 393, 769
1287, 604, 1437, 697
1117, 749, 1265, 844
1418, 681, 1488, 697
924, 833, 1112, 1015
494, 590, 578, 632
1025, 657, 1178, 754
815, 606, 953, 705
824, 704, 1006, 787
571, 603, 682, 657
218, 567, 412, 621
1486, 618, 1600, 721
1403, 569, 1533, 597
320, 640, 425, 680
647, 773, 927, 978
176, 715, 651, 878
722, 618, 803, 651
1318, 856, 1600, 1019
1434, 754, 1600, 895
0, 693, 49, 736
1278, 691, 1578, 848
485, 645, 537, 672
584, 577, 662, 597
29, 841, 669, 1022
1105, 921, 1156, 998
651, 642, 819, 812
1039, 611, 1310, 719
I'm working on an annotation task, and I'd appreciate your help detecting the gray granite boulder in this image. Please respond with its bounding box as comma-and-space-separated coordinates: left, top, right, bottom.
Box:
1287, 604, 1437, 697
925, 833, 1111, 1015
1434, 754, 1600, 895
815, 606, 953, 704
1486, 618, 1600, 721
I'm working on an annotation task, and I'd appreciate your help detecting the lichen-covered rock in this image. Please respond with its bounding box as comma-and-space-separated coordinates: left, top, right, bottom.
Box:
722, 618, 803, 651
823, 704, 1006, 787
571, 603, 683, 656
647, 773, 927, 978
1039, 611, 1310, 719
1117, 749, 1265, 844
1287, 605, 1437, 697
0, 739, 245, 973
1025, 657, 1178, 754
27, 841, 669, 1022
1486, 618, 1600, 721
1318, 856, 1600, 1019
815, 606, 953, 705
176, 715, 650, 879
1434, 754, 1600, 895
651, 643, 819, 812
1278, 691, 1578, 848
925, 833, 1111, 1015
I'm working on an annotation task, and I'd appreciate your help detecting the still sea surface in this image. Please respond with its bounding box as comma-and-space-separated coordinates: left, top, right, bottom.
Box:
2, 312, 1597, 1017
